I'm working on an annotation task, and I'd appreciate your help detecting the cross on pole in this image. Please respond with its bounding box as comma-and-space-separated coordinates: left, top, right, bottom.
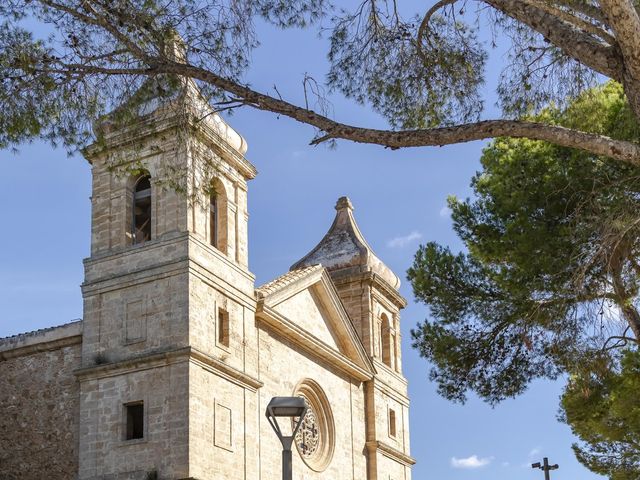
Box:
532, 457, 559, 480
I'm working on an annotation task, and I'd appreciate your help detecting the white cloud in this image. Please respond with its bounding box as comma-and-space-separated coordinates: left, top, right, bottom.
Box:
439, 205, 451, 218
450, 455, 493, 469
387, 231, 423, 249
502, 462, 510, 468
529, 447, 541, 458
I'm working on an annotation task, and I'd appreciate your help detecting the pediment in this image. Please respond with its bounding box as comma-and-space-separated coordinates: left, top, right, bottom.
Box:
256, 265, 374, 380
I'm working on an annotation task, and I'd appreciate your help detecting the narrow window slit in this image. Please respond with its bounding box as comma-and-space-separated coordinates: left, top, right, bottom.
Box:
389, 408, 397, 438
218, 308, 229, 347
125, 402, 144, 440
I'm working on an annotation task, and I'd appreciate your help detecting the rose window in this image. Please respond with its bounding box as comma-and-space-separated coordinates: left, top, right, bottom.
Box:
292, 380, 335, 472
294, 400, 320, 457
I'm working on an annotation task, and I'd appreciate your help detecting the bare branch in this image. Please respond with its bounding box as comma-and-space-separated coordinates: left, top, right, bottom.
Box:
36, 0, 153, 62
416, 0, 457, 57
602, 332, 639, 352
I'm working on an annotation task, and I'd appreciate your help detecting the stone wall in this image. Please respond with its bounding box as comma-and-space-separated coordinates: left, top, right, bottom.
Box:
188, 361, 259, 480
76, 359, 190, 480
257, 326, 369, 480
0, 322, 82, 480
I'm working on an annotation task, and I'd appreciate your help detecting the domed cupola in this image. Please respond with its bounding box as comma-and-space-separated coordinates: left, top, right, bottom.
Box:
290, 196, 400, 289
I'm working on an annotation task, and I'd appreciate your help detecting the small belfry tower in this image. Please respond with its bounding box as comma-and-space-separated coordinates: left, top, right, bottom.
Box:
292, 197, 414, 480
77, 77, 261, 480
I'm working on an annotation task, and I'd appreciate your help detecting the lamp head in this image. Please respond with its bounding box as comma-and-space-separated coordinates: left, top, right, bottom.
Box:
265, 396, 308, 447
532, 463, 541, 469
266, 396, 306, 418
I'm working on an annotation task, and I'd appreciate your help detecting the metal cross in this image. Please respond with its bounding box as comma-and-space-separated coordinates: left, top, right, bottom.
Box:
532, 457, 559, 480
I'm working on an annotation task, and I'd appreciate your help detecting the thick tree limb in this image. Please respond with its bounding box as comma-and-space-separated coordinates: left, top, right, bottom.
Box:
150, 60, 640, 164
416, 0, 617, 67
600, 0, 640, 78
599, 0, 640, 116
484, 0, 624, 80
553, 0, 610, 26
526, 0, 615, 45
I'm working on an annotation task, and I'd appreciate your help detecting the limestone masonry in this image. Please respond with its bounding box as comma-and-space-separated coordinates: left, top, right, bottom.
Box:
0, 78, 414, 480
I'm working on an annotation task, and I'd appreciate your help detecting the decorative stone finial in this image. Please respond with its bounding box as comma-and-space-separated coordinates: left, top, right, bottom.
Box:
335, 196, 354, 211
290, 196, 401, 289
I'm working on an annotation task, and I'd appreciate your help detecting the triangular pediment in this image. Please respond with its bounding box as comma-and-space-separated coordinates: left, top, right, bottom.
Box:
256, 265, 374, 380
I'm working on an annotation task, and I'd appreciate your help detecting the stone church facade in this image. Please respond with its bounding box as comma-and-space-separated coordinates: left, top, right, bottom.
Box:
0, 80, 414, 480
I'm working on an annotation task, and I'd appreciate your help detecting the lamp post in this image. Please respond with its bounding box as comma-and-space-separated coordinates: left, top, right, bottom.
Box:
265, 396, 308, 480
532, 457, 559, 480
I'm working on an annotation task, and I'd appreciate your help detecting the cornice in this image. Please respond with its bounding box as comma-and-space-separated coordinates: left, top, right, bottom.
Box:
0, 333, 82, 361
330, 269, 407, 309
83, 107, 257, 180
366, 441, 416, 466
74, 346, 263, 392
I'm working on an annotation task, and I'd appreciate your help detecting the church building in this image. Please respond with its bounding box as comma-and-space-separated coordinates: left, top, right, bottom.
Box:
0, 79, 414, 480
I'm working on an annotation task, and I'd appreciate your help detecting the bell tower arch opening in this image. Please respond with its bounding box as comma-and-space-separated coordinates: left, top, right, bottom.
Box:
381, 313, 393, 369
131, 173, 152, 244
208, 178, 228, 254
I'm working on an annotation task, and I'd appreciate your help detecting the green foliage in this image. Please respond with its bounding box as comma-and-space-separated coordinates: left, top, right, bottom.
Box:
0, 0, 330, 151
562, 350, 640, 480
410, 81, 640, 478
408, 81, 640, 405
0, 23, 99, 150
0, 0, 606, 150
327, 4, 486, 128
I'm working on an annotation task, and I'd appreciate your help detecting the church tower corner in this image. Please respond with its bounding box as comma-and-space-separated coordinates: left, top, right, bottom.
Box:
77, 80, 261, 480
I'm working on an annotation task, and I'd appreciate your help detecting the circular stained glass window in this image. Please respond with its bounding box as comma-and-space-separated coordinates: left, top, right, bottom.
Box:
292, 379, 335, 472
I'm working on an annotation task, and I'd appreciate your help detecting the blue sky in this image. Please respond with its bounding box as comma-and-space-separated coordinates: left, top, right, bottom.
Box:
0, 3, 604, 480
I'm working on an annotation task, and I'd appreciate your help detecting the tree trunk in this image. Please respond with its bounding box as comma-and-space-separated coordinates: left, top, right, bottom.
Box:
600, 0, 640, 118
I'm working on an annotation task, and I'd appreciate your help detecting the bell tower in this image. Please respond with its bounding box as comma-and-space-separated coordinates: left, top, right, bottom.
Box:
291, 197, 414, 480
77, 78, 261, 480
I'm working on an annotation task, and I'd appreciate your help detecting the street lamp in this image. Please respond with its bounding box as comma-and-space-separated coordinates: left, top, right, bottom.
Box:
266, 396, 307, 480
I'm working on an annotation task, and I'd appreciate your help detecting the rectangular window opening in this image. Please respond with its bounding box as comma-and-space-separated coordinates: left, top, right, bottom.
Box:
389, 408, 397, 438
125, 402, 144, 440
218, 308, 230, 348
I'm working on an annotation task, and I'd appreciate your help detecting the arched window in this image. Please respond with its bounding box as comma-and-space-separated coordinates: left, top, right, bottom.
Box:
132, 175, 151, 244
381, 313, 393, 368
209, 179, 227, 254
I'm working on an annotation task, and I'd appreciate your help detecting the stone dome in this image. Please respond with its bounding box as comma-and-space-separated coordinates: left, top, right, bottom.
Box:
290, 197, 400, 289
